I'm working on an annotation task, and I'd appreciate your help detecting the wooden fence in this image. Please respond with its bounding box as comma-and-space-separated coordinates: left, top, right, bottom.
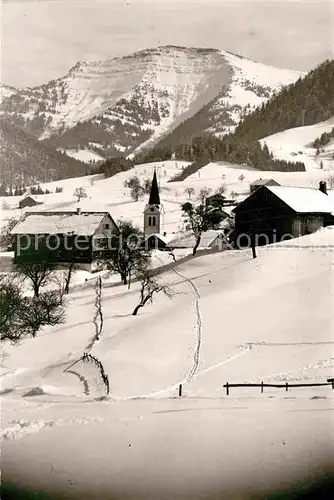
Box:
223, 379, 334, 396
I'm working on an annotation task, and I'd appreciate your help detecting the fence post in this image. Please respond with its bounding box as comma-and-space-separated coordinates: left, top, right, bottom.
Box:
286, 382, 289, 392
226, 382, 229, 396
261, 381, 264, 394
179, 384, 182, 397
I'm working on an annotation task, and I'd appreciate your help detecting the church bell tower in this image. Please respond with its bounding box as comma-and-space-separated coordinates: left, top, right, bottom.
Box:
144, 169, 163, 235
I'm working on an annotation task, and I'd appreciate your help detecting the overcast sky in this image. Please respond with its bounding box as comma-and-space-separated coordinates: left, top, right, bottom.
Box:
0, 0, 333, 88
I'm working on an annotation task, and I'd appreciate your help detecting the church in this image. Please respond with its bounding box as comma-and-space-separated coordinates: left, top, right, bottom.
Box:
142, 170, 169, 250
142, 170, 231, 252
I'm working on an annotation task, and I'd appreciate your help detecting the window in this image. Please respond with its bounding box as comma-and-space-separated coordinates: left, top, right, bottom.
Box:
148, 217, 152, 226
152, 216, 156, 226
104, 223, 110, 230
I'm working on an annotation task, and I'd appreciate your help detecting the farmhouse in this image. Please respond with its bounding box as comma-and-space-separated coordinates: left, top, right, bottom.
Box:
206, 193, 237, 207
233, 182, 334, 246
249, 178, 280, 194
19, 196, 43, 209
11, 209, 118, 270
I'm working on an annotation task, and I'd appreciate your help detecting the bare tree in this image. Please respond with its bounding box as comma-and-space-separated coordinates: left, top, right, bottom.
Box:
215, 184, 226, 195
103, 220, 149, 286
230, 191, 238, 200
329, 175, 334, 189
124, 175, 144, 201
198, 187, 212, 204
142, 178, 152, 194
238, 174, 245, 183
132, 268, 174, 316
19, 291, 65, 337
0, 276, 27, 342
184, 187, 195, 199
0, 277, 64, 342
64, 261, 75, 294
15, 257, 56, 297
73, 187, 87, 202
52, 262, 76, 302
0, 217, 20, 250
181, 194, 226, 255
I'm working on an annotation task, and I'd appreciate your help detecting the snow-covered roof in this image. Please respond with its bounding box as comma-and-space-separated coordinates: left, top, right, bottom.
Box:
11, 211, 114, 236
22, 196, 39, 201
168, 230, 223, 249
250, 178, 280, 186
19, 196, 43, 204
143, 233, 171, 245
267, 186, 334, 214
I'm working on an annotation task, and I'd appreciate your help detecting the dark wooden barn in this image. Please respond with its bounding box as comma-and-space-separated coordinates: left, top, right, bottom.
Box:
233, 182, 334, 247
19, 196, 43, 209
11, 209, 119, 270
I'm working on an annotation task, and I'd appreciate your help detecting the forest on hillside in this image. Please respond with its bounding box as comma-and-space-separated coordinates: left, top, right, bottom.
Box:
98, 60, 334, 180
234, 59, 334, 141
0, 119, 90, 186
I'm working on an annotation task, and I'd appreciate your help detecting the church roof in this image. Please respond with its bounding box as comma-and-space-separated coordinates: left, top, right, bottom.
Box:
149, 170, 161, 205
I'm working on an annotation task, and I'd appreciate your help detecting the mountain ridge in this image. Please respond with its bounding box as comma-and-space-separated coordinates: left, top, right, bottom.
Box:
0, 46, 304, 160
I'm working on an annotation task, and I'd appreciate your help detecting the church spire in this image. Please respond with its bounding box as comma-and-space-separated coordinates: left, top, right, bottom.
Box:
149, 169, 160, 205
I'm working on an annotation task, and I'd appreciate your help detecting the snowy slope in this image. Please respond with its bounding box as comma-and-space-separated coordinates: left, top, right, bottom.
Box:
2, 154, 333, 241
1, 228, 333, 498
63, 148, 104, 163
260, 117, 334, 171
209, 51, 303, 135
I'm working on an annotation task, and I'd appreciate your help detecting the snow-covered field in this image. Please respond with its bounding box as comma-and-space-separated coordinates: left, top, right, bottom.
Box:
1, 122, 334, 497
63, 148, 104, 163
1, 129, 333, 235
1, 226, 334, 498
260, 118, 334, 171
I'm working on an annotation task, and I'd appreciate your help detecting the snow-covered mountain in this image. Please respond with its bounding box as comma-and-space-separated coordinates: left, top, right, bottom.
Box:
0, 46, 303, 158
0, 83, 17, 103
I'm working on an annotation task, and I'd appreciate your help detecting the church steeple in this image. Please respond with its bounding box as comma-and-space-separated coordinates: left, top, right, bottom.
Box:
143, 169, 163, 236
149, 169, 160, 205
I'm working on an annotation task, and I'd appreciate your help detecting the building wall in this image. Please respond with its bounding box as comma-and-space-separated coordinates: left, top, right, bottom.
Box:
291, 215, 324, 237
19, 198, 41, 209
144, 206, 161, 235
96, 214, 118, 235
234, 186, 294, 244
14, 234, 94, 263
